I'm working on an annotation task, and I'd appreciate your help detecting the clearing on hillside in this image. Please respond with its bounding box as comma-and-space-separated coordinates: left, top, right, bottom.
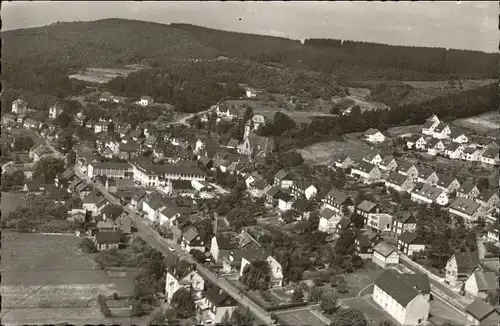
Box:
299, 138, 369, 166
451, 111, 500, 138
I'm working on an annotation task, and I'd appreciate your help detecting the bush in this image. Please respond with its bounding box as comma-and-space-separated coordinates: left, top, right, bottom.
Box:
97, 294, 112, 317
79, 237, 97, 253
337, 282, 349, 294
112, 292, 120, 300
484, 242, 500, 256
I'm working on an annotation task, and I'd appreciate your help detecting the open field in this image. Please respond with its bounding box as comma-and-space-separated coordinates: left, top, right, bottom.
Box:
346, 87, 389, 112
400, 79, 497, 90
0, 232, 137, 325
274, 307, 330, 326
1, 192, 26, 216
341, 269, 383, 298
298, 137, 369, 165
386, 125, 422, 136
451, 111, 500, 137
69, 66, 147, 84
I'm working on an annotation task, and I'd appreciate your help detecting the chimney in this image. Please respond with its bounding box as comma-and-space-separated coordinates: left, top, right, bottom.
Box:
219, 288, 223, 295
103, 213, 107, 221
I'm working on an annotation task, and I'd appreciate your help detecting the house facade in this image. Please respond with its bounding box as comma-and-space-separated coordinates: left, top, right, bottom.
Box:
165, 262, 205, 303
372, 242, 400, 268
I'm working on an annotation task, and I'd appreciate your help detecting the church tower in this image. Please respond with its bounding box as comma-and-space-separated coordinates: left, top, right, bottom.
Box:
243, 120, 252, 140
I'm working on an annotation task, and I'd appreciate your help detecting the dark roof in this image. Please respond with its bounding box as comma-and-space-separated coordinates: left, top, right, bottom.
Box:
215, 235, 239, 250
267, 186, 280, 197
241, 246, 269, 262
355, 161, 378, 173
95, 231, 121, 244
171, 179, 192, 190
418, 167, 436, 179
466, 299, 499, 321
320, 207, 335, 219
206, 287, 238, 307
472, 271, 498, 292
454, 252, 480, 274
437, 174, 459, 188
356, 200, 377, 213
412, 182, 444, 201
275, 169, 290, 181
398, 231, 420, 244
422, 120, 435, 129
277, 191, 294, 202
292, 199, 311, 212
325, 188, 352, 206
434, 122, 449, 132
386, 171, 409, 186
373, 242, 396, 257
404, 274, 431, 294
363, 151, 381, 162
374, 269, 420, 307
477, 190, 497, 202
482, 146, 499, 159
449, 198, 481, 216
146, 194, 166, 210
380, 155, 396, 166
169, 260, 196, 279
446, 142, 463, 151
398, 160, 416, 172
458, 181, 478, 194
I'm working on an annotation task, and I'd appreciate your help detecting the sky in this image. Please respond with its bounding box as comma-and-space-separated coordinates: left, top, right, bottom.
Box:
2, 1, 498, 53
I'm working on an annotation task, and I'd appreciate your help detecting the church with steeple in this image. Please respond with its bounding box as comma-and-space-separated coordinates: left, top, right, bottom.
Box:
238, 120, 275, 157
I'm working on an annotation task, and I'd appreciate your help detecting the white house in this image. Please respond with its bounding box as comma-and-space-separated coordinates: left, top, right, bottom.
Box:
476, 190, 500, 209
351, 161, 382, 183
12, 99, 28, 114
245, 87, 257, 98
462, 147, 483, 162
289, 181, 317, 200
487, 223, 500, 245
142, 195, 167, 222
139, 95, 154, 107
417, 168, 439, 186
397, 161, 419, 181
210, 235, 239, 263
432, 122, 451, 139
277, 192, 295, 212
456, 182, 480, 199
372, 242, 399, 268
392, 211, 417, 236
397, 231, 426, 257
410, 183, 449, 206
378, 155, 398, 172
239, 247, 283, 287
464, 298, 500, 326
450, 129, 469, 144
252, 115, 266, 130
445, 252, 480, 287
165, 261, 205, 304
448, 197, 484, 224
421, 115, 440, 136
197, 287, 238, 324
363, 152, 383, 165
444, 143, 465, 159
49, 103, 63, 120
373, 269, 430, 326
332, 155, 353, 169
406, 134, 427, 150
274, 169, 294, 189
479, 146, 500, 166
464, 270, 498, 299
385, 171, 414, 193
318, 207, 342, 234
364, 128, 386, 143
321, 188, 354, 214
426, 139, 445, 156
436, 175, 461, 194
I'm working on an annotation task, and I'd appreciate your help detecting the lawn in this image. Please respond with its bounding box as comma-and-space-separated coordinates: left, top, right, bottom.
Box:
298, 137, 368, 165
340, 269, 384, 298
451, 110, 500, 137
275, 308, 330, 326
0, 232, 136, 325
1, 192, 27, 216
429, 297, 466, 326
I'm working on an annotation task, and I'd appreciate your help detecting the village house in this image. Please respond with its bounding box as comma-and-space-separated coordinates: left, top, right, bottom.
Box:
372, 242, 400, 268
210, 235, 239, 263
364, 128, 386, 143
335, 218, 353, 237
215, 104, 241, 121
378, 155, 398, 172
432, 122, 451, 139
457, 181, 480, 199
450, 129, 469, 144
139, 95, 154, 107
350, 161, 382, 183
165, 261, 205, 304
332, 154, 353, 169
417, 167, 439, 186
196, 286, 239, 325
487, 224, 500, 245
239, 247, 283, 287
318, 207, 342, 234
426, 138, 445, 156
248, 178, 271, 198
274, 169, 294, 189
2, 113, 16, 125
221, 249, 243, 273
87, 162, 133, 179
464, 298, 500, 326
94, 231, 121, 251
321, 188, 354, 214
437, 174, 461, 193
397, 231, 426, 257
55, 168, 76, 189
94, 119, 112, 134
445, 252, 481, 287
159, 205, 185, 227
373, 269, 430, 326
29, 144, 53, 162
444, 142, 465, 159
130, 191, 146, 211
397, 161, 419, 181
448, 198, 485, 225
277, 191, 295, 212
181, 227, 206, 252
479, 146, 500, 166
16, 113, 27, 124
245, 87, 257, 98
264, 186, 281, 207
142, 194, 167, 222
471, 137, 498, 150
406, 134, 427, 150
289, 180, 317, 200
392, 211, 417, 235
476, 190, 500, 209
385, 171, 415, 193
48, 103, 64, 120
115, 212, 134, 234
74, 112, 87, 126
354, 230, 382, 257
362, 152, 383, 165
410, 182, 449, 206
291, 199, 313, 220
421, 114, 440, 136
462, 147, 483, 162
12, 99, 28, 114
23, 118, 40, 130
96, 215, 119, 232
464, 270, 498, 299
83, 189, 108, 216
252, 114, 266, 130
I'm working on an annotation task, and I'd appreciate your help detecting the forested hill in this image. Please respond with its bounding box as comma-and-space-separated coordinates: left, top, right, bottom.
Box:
2, 18, 498, 97
173, 23, 499, 79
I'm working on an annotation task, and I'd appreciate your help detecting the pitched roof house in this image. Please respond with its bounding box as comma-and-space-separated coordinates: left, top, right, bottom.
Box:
445, 252, 481, 286
465, 299, 500, 326
465, 271, 498, 299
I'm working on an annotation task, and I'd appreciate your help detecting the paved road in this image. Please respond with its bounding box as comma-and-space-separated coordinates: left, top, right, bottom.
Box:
166, 104, 217, 127
74, 170, 274, 325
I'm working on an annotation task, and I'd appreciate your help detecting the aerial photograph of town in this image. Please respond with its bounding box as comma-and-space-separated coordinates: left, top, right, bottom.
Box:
1, 1, 499, 325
